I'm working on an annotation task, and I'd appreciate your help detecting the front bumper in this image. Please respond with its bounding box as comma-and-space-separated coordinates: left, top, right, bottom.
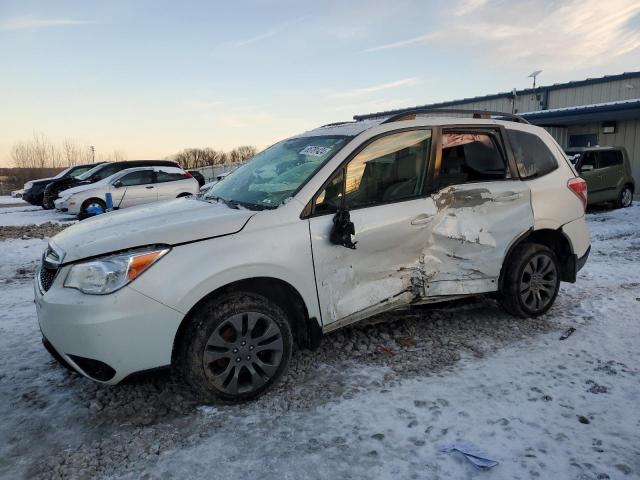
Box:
35, 267, 183, 384
54, 198, 69, 211
22, 189, 39, 205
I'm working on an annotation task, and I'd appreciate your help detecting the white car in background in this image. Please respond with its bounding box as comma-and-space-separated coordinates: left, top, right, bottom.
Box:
55, 166, 199, 217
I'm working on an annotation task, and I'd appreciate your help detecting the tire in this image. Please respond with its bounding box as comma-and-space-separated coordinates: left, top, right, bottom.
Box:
616, 186, 633, 209
80, 198, 106, 219
178, 292, 293, 403
500, 243, 560, 318
177, 192, 193, 198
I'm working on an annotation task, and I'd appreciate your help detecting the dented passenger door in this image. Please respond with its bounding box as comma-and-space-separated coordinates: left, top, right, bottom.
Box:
420, 128, 533, 297
307, 129, 437, 330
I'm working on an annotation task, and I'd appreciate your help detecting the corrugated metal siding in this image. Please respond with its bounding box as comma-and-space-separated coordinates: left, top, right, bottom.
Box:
544, 126, 568, 149
549, 78, 640, 109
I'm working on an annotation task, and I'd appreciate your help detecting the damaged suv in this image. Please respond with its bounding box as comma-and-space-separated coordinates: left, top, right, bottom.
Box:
35, 110, 590, 402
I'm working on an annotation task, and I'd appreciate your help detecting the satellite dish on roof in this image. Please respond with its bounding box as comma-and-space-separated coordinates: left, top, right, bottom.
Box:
528, 70, 542, 88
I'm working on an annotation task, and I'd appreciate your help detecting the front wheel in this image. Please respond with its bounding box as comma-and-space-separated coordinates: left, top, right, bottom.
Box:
79, 198, 106, 219
617, 186, 633, 209
179, 292, 293, 403
500, 243, 560, 318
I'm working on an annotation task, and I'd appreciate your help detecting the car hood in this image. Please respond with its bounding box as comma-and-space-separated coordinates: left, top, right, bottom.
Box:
60, 179, 109, 197
51, 198, 256, 263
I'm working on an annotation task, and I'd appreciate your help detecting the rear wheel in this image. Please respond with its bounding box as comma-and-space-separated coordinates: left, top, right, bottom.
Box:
179, 292, 292, 403
617, 186, 633, 209
177, 192, 193, 198
500, 243, 560, 318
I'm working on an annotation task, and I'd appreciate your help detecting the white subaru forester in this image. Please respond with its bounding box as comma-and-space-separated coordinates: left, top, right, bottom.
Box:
35, 110, 590, 402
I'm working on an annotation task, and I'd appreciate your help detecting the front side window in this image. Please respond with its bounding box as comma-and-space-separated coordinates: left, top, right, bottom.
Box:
507, 129, 558, 179
118, 171, 154, 186
204, 135, 350, 209
314, 129, 432, 213
580, 152, 597, 172
438, 132, 506, 190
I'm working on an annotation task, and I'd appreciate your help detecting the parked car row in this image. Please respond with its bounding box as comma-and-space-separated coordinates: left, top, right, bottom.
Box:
22, 163, 104, 207
37, 111, 596, 402
18, 160, 208, 217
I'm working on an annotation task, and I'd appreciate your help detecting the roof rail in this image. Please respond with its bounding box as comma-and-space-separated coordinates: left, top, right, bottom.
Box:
319, 120, 357, 128
354, 108, 530, 125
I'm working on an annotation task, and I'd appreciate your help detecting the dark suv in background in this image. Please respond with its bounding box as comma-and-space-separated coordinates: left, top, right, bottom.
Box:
43, 160, 180, 208
23, 163, 103, 208
566, 146, 635, 208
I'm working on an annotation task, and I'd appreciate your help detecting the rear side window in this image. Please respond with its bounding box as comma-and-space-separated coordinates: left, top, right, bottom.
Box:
597, 150, 623, 168
157, 171, 186, 182
507, 129, 558, 179
437, 132, 506, 190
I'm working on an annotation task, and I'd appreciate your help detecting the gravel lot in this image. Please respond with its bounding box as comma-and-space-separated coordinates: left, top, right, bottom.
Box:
1, 204, 639, 479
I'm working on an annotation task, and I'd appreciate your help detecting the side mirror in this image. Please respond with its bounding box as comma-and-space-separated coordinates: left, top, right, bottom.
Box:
330, 209, 357, 249
580, 164, 594, 172
113, 180, 123, 188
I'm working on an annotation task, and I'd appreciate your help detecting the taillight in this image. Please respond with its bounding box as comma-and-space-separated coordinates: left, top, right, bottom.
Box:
183, 171, 193, 178
567, 177, 587, 210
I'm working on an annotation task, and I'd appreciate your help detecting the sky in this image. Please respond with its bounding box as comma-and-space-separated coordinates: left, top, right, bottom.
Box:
1, 0, 639, 166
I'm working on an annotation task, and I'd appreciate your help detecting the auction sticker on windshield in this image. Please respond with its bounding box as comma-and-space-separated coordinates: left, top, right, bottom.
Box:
299, 145, 332, 157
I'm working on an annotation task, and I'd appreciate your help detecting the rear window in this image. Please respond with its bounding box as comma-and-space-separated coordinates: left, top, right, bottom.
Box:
597, 150, 623, 168
507, 129, 558, 179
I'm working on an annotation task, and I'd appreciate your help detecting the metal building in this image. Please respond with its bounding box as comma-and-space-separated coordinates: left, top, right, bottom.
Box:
355, 71, 640, 182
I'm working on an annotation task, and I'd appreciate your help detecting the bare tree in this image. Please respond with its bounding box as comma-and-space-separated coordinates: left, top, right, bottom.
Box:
229, 145, 257, 163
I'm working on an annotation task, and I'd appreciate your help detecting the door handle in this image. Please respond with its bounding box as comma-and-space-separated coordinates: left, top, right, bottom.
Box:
411, 214, 434, 225
492, 193, 521, 202
145, 186, 154, 189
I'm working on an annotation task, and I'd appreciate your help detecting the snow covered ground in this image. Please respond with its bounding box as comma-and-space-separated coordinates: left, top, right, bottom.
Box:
0, 204, 76, 227
0, 205, 638, 479
0, 195, 27, 205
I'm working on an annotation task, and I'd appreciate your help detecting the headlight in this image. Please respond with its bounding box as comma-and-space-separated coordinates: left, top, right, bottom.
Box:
64, 247, 170, 294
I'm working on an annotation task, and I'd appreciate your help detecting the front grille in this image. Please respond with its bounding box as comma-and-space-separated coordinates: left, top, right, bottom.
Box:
39, 265, 57, 292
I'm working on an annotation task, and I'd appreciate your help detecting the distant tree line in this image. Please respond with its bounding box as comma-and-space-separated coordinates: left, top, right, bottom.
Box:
170, 146, 257, 169
10, 133, 125, 169
9, 133, 258, 171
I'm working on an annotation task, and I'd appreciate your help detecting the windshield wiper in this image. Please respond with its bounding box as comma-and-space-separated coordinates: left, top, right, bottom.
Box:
206, 195, 240, 209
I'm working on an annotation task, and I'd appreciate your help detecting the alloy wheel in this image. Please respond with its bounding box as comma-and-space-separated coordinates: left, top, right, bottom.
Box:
202, 312, 284, 395
622, 188, 632, 207
519, 253, 558, 313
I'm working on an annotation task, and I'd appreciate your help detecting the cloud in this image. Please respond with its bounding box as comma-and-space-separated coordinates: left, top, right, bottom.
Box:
362, 0, 640, 70
362, 32, 438, 53
231, 16, 307, 48
0, 16, 95, 31
329, 78, 419, 99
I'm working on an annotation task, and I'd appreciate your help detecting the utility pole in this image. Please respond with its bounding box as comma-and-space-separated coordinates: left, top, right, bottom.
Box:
90, 146, 95, 163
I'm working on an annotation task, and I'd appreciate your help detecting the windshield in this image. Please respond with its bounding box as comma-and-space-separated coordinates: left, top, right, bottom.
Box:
69, 165, 95, 177
204, 135, 351, 209
77, 164, 106, 181
53, 166, 73, 179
